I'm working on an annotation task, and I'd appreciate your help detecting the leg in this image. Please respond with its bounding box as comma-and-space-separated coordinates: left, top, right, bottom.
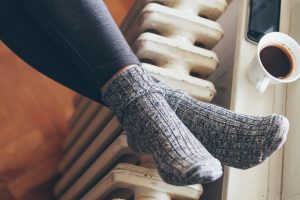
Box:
1, 0, 141, 102
0, 0, 222, 185
0, 0, 98, 101
155, 81, 289, 169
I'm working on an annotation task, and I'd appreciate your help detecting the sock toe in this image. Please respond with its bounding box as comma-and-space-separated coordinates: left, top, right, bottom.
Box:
157, 158, 223, 186
272, 114, 289, 149
184, 160, 223, 184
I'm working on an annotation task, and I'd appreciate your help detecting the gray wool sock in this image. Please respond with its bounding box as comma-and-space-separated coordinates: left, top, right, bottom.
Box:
155, 80, 289, 169
101, 66, 223, 185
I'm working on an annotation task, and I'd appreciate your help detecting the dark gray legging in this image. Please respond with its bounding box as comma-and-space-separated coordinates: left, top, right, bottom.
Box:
0, 0, 141, 102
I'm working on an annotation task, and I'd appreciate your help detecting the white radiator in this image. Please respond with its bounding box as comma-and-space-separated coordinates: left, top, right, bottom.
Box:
54, 0, 228, 199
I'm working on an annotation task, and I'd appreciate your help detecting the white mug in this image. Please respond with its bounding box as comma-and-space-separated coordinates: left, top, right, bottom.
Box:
247, 32, 300, 93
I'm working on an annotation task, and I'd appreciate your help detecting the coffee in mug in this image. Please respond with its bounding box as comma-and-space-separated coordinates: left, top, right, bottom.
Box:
259, 45, 293, 79
247, 32, 300, 93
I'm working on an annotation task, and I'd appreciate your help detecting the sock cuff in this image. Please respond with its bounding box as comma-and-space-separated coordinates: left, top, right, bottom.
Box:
152, 78, 186, 112
101, 65, 164, 121
164, 88, 186, 112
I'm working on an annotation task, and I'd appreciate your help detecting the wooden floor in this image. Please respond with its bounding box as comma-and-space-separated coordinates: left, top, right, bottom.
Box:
0, 42, 75, 200
0, 1, 133, 199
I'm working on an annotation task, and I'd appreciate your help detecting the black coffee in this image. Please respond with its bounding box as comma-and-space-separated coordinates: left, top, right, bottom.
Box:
259, 45, 293, 79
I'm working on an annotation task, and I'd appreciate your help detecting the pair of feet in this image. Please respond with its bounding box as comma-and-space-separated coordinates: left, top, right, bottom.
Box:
101, 65, 289, 186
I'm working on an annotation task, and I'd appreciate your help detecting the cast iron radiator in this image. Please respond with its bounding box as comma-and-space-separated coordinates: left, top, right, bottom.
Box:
54, 0, 227, 199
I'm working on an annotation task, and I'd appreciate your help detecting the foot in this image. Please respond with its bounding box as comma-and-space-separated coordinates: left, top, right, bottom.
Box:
101, 65, 223, 185
155, 79, 289, 169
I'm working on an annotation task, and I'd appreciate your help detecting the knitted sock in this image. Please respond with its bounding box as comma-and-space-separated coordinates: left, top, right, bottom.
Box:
101, 66, 223, 185
154, 80, 289, 169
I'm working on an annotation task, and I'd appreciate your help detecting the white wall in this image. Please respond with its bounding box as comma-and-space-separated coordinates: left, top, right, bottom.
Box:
289, 0, 300, 43
209, 0, 240, 108
283, 1, 300, 199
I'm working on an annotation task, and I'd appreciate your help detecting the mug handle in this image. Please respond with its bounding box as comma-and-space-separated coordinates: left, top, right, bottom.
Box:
256, 76, 270, 93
